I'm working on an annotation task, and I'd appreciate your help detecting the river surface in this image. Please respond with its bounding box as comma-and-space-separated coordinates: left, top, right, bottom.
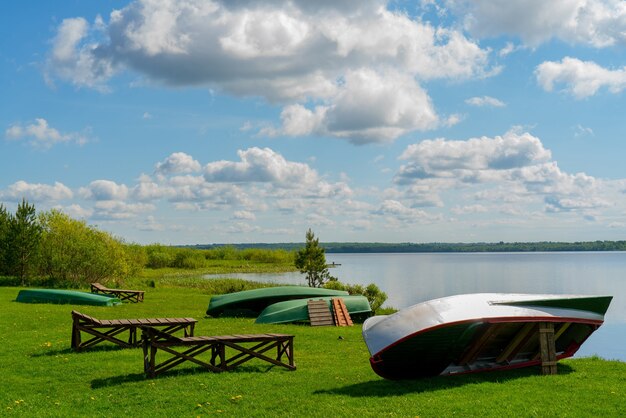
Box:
204, 252, 626, 361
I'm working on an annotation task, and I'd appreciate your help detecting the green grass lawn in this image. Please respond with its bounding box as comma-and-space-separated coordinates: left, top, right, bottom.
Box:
1, 286, 625, 417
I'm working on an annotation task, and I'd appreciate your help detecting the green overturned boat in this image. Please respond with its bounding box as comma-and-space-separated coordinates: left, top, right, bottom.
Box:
255, 295, 372, 324
206, 286, 349, 317
16, 289, 122, 306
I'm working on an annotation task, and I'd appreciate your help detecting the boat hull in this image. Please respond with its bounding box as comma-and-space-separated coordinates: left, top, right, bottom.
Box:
16, 289, 122, 306
206, 286, 349, 317
362, 293, 612, 379
255, 295, 372, 324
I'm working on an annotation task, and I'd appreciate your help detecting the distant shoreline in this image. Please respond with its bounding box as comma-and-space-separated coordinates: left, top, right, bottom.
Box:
185, 240, 626, 253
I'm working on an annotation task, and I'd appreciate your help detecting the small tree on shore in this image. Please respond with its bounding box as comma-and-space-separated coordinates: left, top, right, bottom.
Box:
295, 228, 333, 288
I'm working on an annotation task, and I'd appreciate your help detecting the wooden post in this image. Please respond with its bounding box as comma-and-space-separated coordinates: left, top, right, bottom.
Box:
539, 322, 557, 375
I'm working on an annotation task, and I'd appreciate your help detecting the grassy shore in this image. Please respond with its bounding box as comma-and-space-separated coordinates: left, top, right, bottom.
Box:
1, 285, 625, 417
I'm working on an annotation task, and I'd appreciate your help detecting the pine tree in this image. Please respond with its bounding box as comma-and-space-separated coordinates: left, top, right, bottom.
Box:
0, 204, 9, 275
294, 228, 332, 288
6, 199, 42, 285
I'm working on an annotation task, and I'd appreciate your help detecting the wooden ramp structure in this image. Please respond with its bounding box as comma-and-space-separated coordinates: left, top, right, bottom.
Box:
307, 300, 334, 326
307, 298, 354, 327
332, 298, 353, 327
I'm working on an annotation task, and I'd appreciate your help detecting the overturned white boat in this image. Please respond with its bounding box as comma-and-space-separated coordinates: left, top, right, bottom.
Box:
362, 293, 612, 379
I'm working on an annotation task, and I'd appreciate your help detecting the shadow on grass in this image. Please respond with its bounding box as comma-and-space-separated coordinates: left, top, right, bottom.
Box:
91, 364, 290, 388
91, 372, 146, 389
314, 364, 574, 397
31, 345, 127, 357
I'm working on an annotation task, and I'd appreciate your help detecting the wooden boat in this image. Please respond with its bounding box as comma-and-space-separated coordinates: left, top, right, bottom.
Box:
206, 286, 349, 317
362, 293, 612, 379
255, 295, 372, 324
16, 289, 122, 306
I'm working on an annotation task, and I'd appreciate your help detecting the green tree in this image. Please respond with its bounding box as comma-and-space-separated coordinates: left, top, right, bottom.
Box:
6, 199, 42, 284
0, 204, 10, 275
294, 229, 332, 287
38, 210, 136, 286
324, 280, 388, 312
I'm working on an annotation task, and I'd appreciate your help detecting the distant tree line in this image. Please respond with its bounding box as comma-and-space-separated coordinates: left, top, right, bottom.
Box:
194, 240, 626, 253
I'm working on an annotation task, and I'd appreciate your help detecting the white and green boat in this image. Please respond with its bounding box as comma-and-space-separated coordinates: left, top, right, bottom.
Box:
363, 293, 612, 379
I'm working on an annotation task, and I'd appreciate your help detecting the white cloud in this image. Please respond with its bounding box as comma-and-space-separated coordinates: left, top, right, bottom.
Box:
45, 0, 496, 144
573, 124, 594, 137
227, 222, 261, 234
536, 57, 626, 98
232, 210, 256, 221
306, 213, 335, 226
1, 181, 73, 201
443, 0, 626, 47
56, 204, 93, 219
137, 215, 165, 231
92, 200, 155, 220
465, 96, 505, 107
396, 131, 552, 184
498, 42, 520, 57
132, 179, 172, 202
394, 130, 613, 217
451, 204, 489, 215
204, 147, 319, 186
155, 152, 201, 174
5, 118, 90, 148
45, 17, 115, 90
266, 68, 439, 144
79, 180, 129, 201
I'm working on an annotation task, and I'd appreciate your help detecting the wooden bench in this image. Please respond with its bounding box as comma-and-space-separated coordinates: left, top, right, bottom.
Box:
91, 282, 145, 303
71, 311, 197, 351
141, 327, 295, 378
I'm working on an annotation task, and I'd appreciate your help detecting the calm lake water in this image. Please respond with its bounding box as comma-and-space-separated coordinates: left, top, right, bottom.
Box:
205, 252, 626, 361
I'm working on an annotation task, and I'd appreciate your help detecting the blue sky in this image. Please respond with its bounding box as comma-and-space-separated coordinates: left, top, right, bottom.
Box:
2, 0, 626, 245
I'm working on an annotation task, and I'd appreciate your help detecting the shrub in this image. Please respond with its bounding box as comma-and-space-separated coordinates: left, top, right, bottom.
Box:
324, 280, 388, 312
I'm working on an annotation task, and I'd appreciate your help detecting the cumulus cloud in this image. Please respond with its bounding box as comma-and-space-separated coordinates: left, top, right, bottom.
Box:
204, 147, 319, 186
56, 204, 94, 219
92, 200, 155, 220
1, 181, 73, 201
44, 0, 497, 143
155, 152, 201, 175
396, 131, 552, 184
79, 180, 129, 200
442, 0, 626, 47
535, 57, 626, 98
265, 68, 439, 143
5, 118, 90, 148
465, 96, 505, 107
45, 17, 115, 90
395, 130, 612, 217
374, 199, 433, 221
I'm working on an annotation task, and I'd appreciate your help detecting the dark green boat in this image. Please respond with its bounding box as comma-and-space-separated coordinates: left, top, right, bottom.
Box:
16, 289, 122, 306
255, 295, 372, 324
206, 286, 349, 317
